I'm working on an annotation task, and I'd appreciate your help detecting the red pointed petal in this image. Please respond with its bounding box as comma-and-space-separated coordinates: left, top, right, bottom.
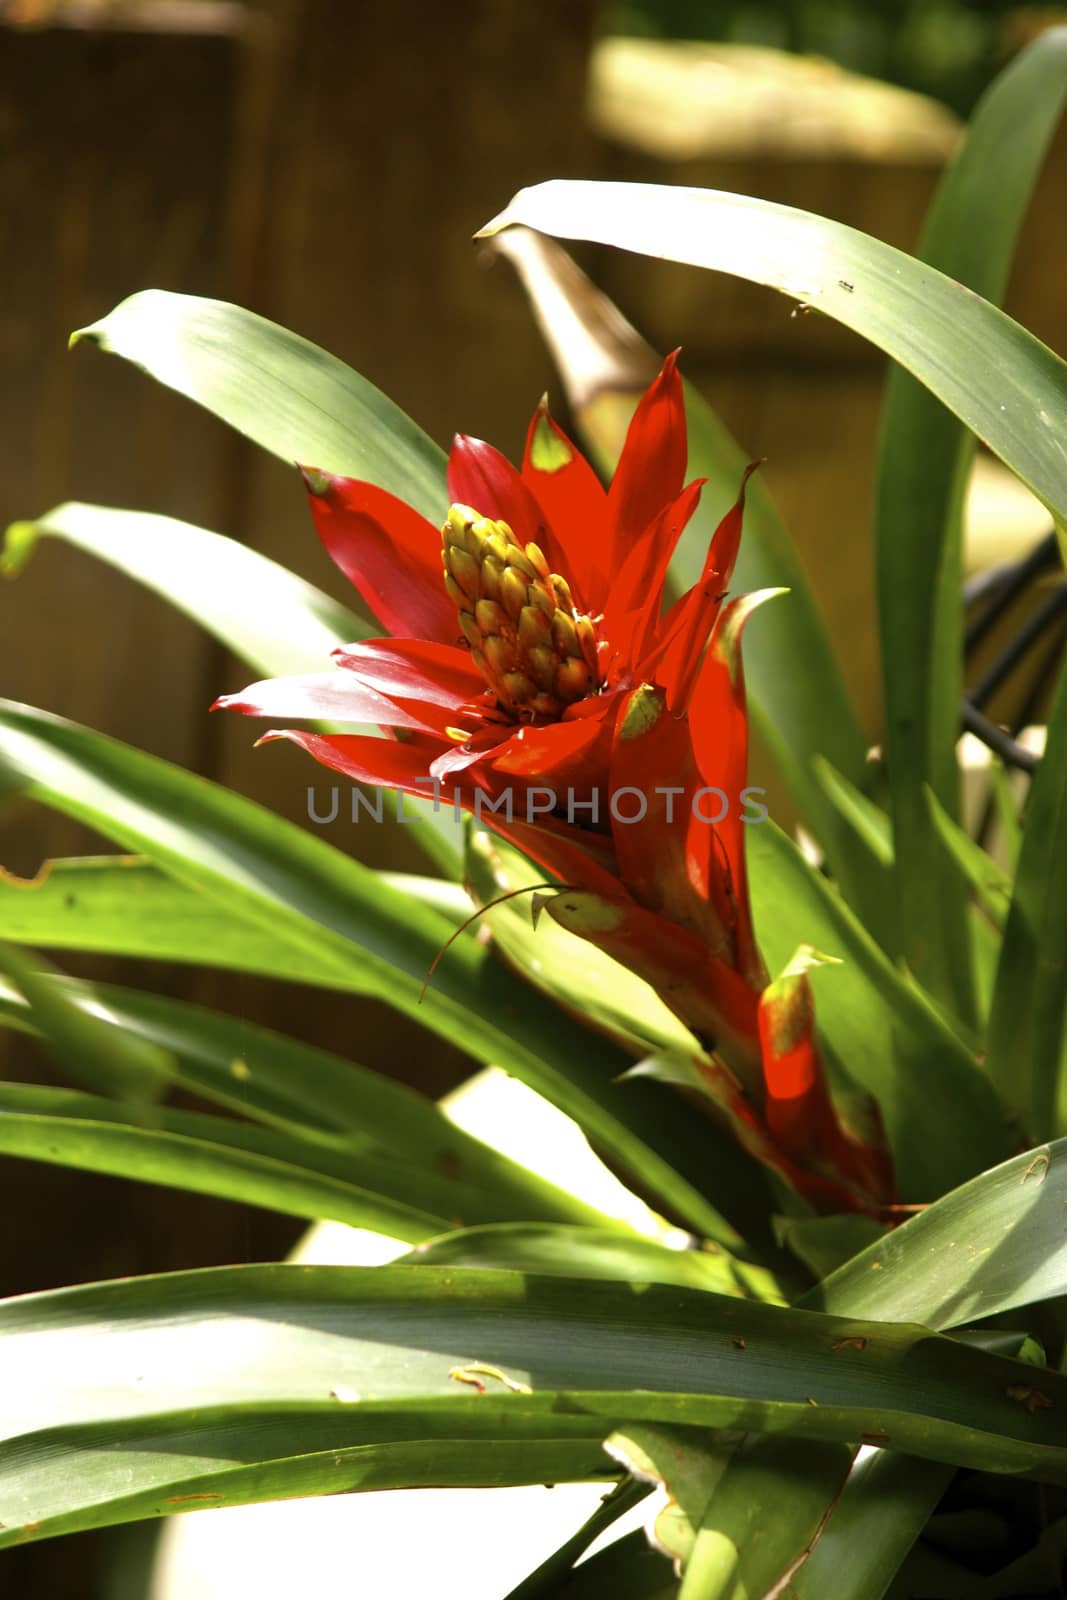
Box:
759, 964, 895, 1207
603, 480, 704, 673
605, 351, 687, 568
490, 707, 613, 787
547, 890, 761, 1075
688, 588, 784, 989
301, 471, 455, 644
655, 464, 760, 712
214, 671, 451, 735
429, 726, 511, 782
258, 729, 448, 793
521, 398, 608, 603
479, 815, 626, 898
447, 435, 572, 593
331, 638, 485, 709
607, 685, 749, 1038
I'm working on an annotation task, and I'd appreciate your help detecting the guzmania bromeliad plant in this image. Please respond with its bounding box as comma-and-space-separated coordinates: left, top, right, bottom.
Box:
215, 356, 892, 1220
2, 27, 1067, 1600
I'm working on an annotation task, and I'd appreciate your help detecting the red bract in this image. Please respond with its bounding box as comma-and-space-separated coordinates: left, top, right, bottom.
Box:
216, 355, 894, 1216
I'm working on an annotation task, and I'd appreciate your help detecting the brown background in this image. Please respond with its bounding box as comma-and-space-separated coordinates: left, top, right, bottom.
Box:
0, 6, 1065, 1593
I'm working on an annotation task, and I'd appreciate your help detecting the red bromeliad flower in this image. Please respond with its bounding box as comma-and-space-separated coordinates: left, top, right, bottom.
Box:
216, 355, 894, 1216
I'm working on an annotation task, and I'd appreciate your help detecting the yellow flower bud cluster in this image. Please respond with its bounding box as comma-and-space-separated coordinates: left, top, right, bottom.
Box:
442, 504, 601, 721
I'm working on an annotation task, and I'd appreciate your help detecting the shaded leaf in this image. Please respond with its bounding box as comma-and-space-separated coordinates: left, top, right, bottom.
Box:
873, 26, 1067, 1012
0, 703, 734, 1242
2, 503, 368, 679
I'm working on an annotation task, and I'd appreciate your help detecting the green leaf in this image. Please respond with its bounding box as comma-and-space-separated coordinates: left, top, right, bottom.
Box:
1, 503, 463, 874
0, 969, 612, 1231
0, 702, 735, 1244
2, 503, 369, 678
0, 855, 356, 983
605, 1423, 739, 1577
464, 831, 782, 1251
787, 1452, 953, 1600
466, 828, 698, 1057
746, 821, 1011, 1198
71, 292, 446, 521
503, 1478, 652, 1600
490, 226, 867, 833
813, 757, 893, 869
810, 756, 896, 952
985, 657, 1067, 1139
771, 1133, 1067, 1600
0, 1082, 452, 1243
873, 27, 1067, 1014
924, 786, 1012, 930
775, 1214, 884, 1283
6, 1263, 1067, 1550
478, 180, 1067, 531
400, 1223, 784, 1303
0, 857, 471, 980
674, 1437, 854, 1600
814, 1138, 1067, 1330
0, 940, 168, 1102
549, 1530, 680, 1598
988, 759, 1023, 874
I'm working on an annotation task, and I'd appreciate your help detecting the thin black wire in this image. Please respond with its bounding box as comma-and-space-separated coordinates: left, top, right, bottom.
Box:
968, 585, 1067, 710
964, 531, 1060, 651
961, 701, 1040, 774
962, 529, 1063, 774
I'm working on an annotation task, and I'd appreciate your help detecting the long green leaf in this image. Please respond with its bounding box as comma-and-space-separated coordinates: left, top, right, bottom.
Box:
0, 970, 606, 1230
0, 855, 350, 982
550, 1530, 679, 1598
873, 27, 1067, 1014
2, 502, 369, 678
5, 1263, 1067, 1550
0, 1082, 450, 1242
0, 856, 471, 981
1, 503, 463, 873
676, 1437, 853, 1600
490, 226, 867, 832
0, 701, 737, 1244
71, 293, 447, 521
478, 181, 1067, 529
788, 1452, 952, 1600
924, 787, 1012, 931
815, 1138, 1067, 1330
738, 1135, 1067, 1600
0, 1410, 612, 1551
985, 657, 1067, 1139
401, 1223, 783, 1302
0, 939, 168, 1102
503, 1479, 653, 1600
604, 1423, 740, 1584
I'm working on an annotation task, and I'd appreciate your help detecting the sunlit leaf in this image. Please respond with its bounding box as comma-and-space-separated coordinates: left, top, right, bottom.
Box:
71, 293, 446, 521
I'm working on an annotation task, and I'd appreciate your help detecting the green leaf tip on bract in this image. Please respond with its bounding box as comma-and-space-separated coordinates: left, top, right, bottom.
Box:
0, 521, 38, 580
779, 945, 844, 981
300, 467, 333, 498
528, 396, 573, 473
619, 684, 664, 742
